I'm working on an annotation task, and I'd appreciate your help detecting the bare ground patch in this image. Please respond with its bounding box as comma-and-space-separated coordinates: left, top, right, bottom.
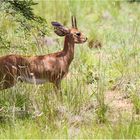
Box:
105, 90, 135, 123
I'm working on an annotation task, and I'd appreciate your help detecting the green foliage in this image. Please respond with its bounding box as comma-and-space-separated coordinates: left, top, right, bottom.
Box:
128, 0, 140, 2
0, 0, 47, 52
8, 0, 38, 20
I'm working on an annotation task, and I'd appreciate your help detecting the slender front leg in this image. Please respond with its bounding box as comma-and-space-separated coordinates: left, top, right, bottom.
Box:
55, 80, 61, 90
54, 80, 63, 101
31, 73, 43, 117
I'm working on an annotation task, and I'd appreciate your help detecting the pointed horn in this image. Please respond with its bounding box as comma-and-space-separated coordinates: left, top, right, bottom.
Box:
74, 16, 77, 29
71, 16, 74, 28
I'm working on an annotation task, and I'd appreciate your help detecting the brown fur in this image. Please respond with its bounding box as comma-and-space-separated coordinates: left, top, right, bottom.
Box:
0, 20, 87, 90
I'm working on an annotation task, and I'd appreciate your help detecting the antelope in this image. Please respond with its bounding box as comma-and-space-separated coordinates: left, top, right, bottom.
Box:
0, 16, 87, 90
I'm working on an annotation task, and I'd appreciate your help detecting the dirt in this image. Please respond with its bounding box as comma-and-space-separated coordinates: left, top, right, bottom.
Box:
55, 89, 138, 138
104, 90, 135, 122
105, 90, 133, 112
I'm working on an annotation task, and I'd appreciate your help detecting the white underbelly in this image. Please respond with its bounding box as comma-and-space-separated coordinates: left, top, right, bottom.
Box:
20, 76, 48, 84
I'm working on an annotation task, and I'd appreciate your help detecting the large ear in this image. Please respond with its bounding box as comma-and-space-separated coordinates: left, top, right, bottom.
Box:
51, 22, 69, 36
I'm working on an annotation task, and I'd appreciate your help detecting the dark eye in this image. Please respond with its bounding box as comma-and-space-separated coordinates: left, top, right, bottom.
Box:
76, 32, 81, 36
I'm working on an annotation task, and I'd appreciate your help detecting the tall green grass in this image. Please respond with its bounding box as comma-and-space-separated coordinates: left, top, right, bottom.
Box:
0, 0, 140, 139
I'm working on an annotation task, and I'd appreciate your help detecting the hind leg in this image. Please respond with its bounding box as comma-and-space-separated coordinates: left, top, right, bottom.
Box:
0, 78, 17, 90
0, 75, 17, 90
0, 65, 18, 90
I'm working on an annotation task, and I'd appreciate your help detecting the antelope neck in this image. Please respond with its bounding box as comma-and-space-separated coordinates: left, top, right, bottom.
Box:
62, 34, 75, 65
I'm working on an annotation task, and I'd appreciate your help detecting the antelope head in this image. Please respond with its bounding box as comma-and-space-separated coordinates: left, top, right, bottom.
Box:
51, 16, 87, 44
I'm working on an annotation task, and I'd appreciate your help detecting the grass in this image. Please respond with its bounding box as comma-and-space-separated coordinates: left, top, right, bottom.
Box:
0, 0, 140, 139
